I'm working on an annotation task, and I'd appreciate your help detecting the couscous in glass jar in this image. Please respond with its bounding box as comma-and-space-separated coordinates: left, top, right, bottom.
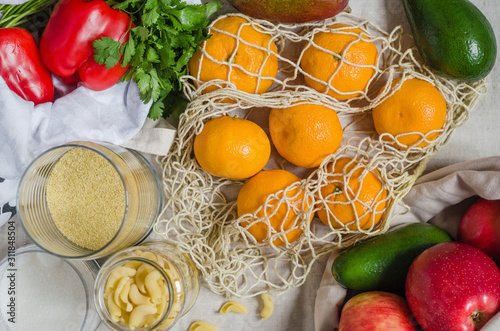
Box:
17, 141, 163, 259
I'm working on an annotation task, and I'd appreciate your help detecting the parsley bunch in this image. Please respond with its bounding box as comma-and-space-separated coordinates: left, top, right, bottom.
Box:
93, 0, 222, 120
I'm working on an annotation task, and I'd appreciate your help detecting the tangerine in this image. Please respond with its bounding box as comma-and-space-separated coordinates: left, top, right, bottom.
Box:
300, 23, 378, 100
372, 77, 447, 149
193, 116, 271, 180
237, 169, 313, 246
188, 16, 278, 97
269, 103, 343, 168
317, 158, 387, 230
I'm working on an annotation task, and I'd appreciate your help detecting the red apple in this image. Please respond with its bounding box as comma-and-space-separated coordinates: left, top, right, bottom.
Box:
458, 198, 500, 265
338, 291, 418, 331
406, 242, 500, 331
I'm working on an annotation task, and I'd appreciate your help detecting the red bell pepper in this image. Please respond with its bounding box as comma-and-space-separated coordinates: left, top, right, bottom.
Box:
0, 27, 55, 105
40, 0, 132, 91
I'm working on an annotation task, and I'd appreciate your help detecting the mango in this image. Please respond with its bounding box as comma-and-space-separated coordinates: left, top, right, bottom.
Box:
403, 0, 497, 82
226, 0, 349, 23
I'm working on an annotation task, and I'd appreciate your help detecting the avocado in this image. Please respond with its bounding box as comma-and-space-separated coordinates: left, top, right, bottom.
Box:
331, 223, 452, 292
402, 0, 497, 82
226, 0, 349, 23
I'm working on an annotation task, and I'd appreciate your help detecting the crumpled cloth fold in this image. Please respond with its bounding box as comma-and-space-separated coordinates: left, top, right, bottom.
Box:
0, 75, 177, 227
0, 75, 153, 179
314, 155, 500, 331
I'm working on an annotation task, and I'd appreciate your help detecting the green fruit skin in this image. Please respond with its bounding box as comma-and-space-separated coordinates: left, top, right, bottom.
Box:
332, 223, 452, 292
403, 0, 497, 82
226, 0, 349, 24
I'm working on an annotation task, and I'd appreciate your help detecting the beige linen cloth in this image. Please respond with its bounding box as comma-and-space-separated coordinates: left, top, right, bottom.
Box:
314, 155, 500, 331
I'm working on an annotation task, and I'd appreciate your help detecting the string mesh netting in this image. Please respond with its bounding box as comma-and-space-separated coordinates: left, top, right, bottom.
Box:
154, 12, 486, 298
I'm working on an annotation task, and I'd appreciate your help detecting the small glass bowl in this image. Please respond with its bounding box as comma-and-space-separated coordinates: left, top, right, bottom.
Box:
0, 244, 101, 330
16, 141, 163, 260
94, 241, 200, 331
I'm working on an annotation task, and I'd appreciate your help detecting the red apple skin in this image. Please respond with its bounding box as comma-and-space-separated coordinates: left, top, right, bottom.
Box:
406, 242, 500, 331
338, 291, 418, 331
458, 198, 500, 265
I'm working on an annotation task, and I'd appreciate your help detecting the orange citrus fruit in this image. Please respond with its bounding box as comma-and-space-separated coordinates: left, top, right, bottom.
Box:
237, 169, 313, 246
269, 103, 343, 168
193, 116, 271, 180
188, 15, 278, 97
300, 23, 378, 100
372, 77, 447, 149
317, 158, 387, 230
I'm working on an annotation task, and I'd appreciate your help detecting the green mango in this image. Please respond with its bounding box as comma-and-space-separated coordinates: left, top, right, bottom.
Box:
403, 0, 497, 82
226, 0, 349, 23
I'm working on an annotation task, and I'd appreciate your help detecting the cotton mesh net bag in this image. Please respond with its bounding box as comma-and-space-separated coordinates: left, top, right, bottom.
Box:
155, 12, 485, 298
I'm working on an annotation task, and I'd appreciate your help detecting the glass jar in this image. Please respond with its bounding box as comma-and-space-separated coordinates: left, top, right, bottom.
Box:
17, 141, 163, 259
94, 242, 200, 331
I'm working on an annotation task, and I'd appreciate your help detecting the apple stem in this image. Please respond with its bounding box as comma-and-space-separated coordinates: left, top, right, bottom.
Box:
471, 311, 484, 326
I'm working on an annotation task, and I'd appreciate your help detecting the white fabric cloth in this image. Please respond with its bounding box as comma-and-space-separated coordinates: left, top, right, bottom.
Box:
315, 156, 500, 331
0, 75, 151, 180
0, 0, 24, 4
0, 75, 177, 227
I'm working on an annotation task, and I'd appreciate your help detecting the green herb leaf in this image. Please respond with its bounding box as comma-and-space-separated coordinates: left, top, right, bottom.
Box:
93, 37, 122, 69
110, 0, 136, 11
149, 99, 165, 121
146, 46, 160, 63
122, 38, 135, 65
131, 26, 149, 42
145, 0, 158, 10
142, 8, 160, 26
204, 0, 222, 18
170, 6, 207, 29
134, 68, 151, 95
132, 42, 146, 67
94, 0, 223, 119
